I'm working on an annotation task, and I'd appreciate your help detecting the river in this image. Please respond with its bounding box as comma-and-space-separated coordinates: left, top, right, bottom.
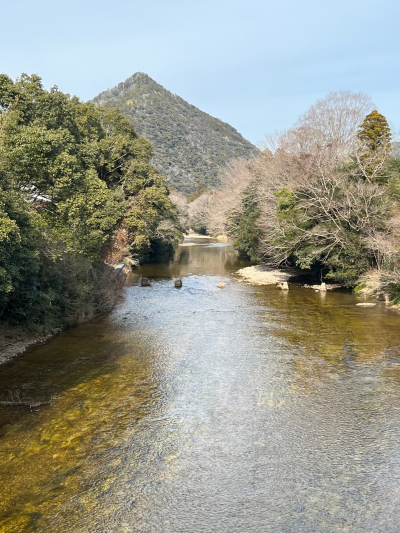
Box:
1, 238, 400, 532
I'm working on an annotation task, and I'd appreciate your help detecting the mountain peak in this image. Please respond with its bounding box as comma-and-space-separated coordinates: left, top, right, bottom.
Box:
92, 74, 259, 194
93, 72, 163, 104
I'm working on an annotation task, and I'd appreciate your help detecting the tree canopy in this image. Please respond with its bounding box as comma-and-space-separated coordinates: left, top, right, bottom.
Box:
357, 110, 392, 151
203, 92, 400, 289
0, 73, 181, 330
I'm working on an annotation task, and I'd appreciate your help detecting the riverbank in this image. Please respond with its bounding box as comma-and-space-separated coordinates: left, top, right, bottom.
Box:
0, 262, 131, 367
237, 265, 400, 311
237, 264, 341, 291
237, 265, 296, 285
184, 232, 229, 243
0, 334, 53, 366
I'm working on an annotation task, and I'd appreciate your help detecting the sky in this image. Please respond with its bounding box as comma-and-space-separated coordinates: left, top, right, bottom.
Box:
2, 0, 400, 144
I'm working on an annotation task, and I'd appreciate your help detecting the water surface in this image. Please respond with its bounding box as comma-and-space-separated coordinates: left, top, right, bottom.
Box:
1, 239, 400, 532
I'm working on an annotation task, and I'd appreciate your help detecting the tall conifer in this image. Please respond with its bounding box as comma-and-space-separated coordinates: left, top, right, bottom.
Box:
356, 110, 392, 181
357, 110, 392, 151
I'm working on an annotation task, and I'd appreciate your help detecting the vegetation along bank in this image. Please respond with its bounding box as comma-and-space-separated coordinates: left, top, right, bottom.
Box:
3, 75, 400, 360
194, 91, 400, 304
0, 73, 182, 351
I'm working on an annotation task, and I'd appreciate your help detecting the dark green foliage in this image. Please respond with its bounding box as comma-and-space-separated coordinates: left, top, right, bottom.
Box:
386, 157, 400, 202
0, 189, 41, 322
227, 186, 261, 261
324, 232, 370, 286
92, 73, 260, 195
0, 73, 181, 331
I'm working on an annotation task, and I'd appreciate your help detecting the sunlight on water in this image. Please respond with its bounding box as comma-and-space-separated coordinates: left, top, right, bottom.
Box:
1, 240, 400, 532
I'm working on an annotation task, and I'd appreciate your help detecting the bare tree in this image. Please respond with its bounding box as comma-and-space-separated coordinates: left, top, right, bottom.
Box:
169, 190, 190, 230
187, 192, 212, 233
253, 143, 392, 273
206, 159, 254, 236
267, 91, 374, 158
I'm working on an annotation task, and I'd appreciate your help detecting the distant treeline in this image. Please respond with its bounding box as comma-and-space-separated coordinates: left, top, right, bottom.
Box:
0, 74, 181, 332
195, 91, 400, 299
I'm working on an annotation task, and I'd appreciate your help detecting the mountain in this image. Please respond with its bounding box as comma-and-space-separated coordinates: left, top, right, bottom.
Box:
92, 73, 260, 195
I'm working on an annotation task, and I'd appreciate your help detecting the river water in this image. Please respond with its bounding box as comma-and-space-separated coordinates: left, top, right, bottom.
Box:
1, 239, 400, 532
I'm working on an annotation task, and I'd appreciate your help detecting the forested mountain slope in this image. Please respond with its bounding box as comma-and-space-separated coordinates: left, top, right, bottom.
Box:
92, 73, 260, 194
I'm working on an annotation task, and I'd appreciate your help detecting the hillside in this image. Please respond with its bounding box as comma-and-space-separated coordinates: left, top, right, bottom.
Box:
92, 73, 260, 194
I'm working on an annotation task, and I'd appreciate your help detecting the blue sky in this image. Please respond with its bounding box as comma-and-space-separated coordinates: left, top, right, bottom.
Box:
2, 0, 399, 144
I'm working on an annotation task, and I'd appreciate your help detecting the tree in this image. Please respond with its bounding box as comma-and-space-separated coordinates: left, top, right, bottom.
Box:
357, 110, 392, 151
275, 91, 373, 157
355, 110, 392, 182
216, 93, 394, 285
227, 184, 261, 261
206, 158, 254, 237
0, 73, 181, 329
253, 145, 392, 284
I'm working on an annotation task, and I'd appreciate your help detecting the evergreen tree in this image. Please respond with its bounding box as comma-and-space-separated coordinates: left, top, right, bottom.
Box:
227, 185, 261, 261
356, 110, 392, 182
357, 110, 392, 151
0, 74, 181, 330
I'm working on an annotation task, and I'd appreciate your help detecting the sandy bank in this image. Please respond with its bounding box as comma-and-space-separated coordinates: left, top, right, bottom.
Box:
184, 233, 212, 239
237, 265, 341, 291
237, 265, 295, 286
184, 233, 229, 243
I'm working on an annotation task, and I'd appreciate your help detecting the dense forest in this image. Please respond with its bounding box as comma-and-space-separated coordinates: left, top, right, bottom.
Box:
199, 91, 400, 300
0, 74, 181, 333
92, 73, 260, 195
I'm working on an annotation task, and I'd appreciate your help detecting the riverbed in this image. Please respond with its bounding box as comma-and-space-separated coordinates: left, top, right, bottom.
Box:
1, 238, 400, 532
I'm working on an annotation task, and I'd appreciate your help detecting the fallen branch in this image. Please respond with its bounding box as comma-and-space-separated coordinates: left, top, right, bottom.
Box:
1, 391, 59, 410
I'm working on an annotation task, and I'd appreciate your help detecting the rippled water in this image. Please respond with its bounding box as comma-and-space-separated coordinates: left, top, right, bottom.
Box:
1, 239, 400, 532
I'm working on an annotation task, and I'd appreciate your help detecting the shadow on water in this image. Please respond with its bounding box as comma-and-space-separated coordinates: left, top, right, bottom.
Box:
1, 239, 400, 532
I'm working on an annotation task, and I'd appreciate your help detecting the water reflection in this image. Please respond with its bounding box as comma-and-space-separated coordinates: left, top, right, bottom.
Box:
132, 238, 249, 279
0, 240, 400, 532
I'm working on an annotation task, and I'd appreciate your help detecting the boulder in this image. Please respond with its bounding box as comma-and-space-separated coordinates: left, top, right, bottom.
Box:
139, 276, 151, 287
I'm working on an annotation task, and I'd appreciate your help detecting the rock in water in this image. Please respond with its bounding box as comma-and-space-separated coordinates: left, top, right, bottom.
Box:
139, 276, 151, 287
174, 278, 182, 288
278, 281, 289, 290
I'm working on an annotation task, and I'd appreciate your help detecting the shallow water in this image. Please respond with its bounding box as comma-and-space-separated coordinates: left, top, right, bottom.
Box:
1, 239, 400, 532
